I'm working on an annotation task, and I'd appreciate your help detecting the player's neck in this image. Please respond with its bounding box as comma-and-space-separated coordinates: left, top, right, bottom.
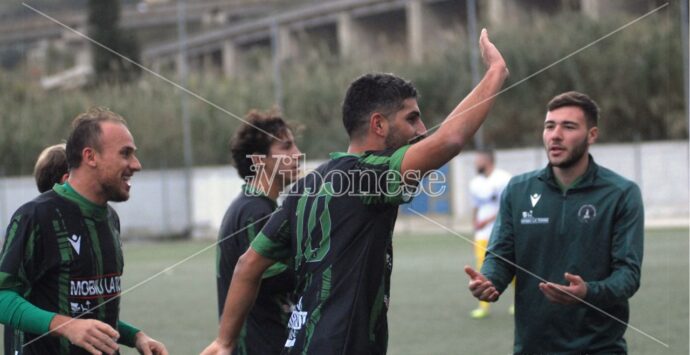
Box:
67, 173, 107, 206
347, 136, 385, 154
552, 154, 589, 187
251, 174, 280, 201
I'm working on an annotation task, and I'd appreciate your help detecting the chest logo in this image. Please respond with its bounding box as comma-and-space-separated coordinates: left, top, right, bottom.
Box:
578, 204, 597, 223
68, 234, 81, 255
530, 193, 541, 207
520, 210, 549, 224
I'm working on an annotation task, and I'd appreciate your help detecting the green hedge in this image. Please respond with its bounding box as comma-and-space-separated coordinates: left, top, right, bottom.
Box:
0, 10, 684, 176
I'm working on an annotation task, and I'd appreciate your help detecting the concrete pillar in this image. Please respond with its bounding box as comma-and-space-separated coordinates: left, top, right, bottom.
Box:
485, 0, 514, 27
406, 0, 424, 63
222, 40, 237, 77
337, 12, 355, 57
276, 25, 295, 61
580, 0, 603, 19
582, 0, 637, 20
75, 43, 91, 67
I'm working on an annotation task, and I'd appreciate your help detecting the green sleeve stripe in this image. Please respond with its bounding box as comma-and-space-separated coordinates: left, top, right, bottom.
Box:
251, 232, 290, 261
0, 216, 23, 266
383, 145, 413, 205
0, 272, 22, 291
0, 290, 55, 335
360, 154, 391, 166
359, 145, 410, 170
389, 145, 411, 174
262, 262, 288, 279
84, 221, 106, 320
117, 320, 141, 347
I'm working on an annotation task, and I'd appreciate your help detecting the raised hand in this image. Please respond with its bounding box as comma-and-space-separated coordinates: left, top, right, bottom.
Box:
479, 28, 508, 75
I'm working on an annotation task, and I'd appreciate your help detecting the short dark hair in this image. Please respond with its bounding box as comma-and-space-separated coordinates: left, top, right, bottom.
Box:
34, 143, 68, 193
66, 107, 127, 170
342, 73, 418, 139
547, 91, 599, 127
230, 109, 291, 179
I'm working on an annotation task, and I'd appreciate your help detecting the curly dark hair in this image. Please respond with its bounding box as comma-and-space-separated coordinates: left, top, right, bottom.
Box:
230, 110, 291, 179
342, 73, 418, 139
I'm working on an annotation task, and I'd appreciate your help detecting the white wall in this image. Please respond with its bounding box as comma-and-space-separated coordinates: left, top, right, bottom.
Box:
1, 141, 687, 239
450, 141, 689, 226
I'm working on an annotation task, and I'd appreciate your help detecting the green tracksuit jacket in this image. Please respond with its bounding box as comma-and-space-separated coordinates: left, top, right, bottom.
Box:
482, 156, 644, 354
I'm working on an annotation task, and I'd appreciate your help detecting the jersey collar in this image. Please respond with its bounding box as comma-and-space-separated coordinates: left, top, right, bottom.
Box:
53, 182, 109, 220
242, 184, 278, 207
329, 151, 362, 159
540, 154, 599, 192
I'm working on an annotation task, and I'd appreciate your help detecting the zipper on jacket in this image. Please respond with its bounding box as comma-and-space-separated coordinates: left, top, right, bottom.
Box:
560, 189, 568, 236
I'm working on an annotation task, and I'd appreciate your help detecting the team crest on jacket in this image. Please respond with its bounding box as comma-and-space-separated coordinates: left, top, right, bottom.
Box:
577, 204, 597, 223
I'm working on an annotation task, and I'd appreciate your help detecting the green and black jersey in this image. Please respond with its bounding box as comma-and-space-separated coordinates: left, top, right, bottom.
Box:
482, 156, 644, 354
0, 183, 137, 355
216, 185, 295, 355
252, 145, 414, 355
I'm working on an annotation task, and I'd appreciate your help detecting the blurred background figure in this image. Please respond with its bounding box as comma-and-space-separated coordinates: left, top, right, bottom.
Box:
467, 147, 511, 319
33, 143, 69, 193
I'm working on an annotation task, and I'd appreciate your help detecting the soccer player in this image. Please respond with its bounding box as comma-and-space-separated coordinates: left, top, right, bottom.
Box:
467, 147, 511, 319
34, 143, 69, 193
465, 92, 644, 353
4, 143, 72, 354
201, 29, 507, 355
0, 108, 168, 354
216, 110, 301, 354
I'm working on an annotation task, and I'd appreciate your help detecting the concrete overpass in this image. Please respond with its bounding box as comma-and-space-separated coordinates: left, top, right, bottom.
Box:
0, 0, 277, 48
143, 0, 469, 76
141, 0, 656, 77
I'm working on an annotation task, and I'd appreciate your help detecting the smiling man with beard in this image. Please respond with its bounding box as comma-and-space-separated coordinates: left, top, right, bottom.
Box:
465, 91, 644, 354
203, 29, 508, 355
0, 108, 167, 355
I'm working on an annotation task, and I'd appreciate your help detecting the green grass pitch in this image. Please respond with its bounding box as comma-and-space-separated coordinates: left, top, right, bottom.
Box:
2, 228, 687, 354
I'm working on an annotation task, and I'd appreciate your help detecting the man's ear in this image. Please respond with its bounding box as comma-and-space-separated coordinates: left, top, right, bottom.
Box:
588, 126, 599, 145
369, 113, 388, 138
249, 153, 266, 168
83, 147, 97, 168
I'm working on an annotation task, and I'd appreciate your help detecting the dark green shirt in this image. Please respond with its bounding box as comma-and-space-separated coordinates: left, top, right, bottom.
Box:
0, 183, 137, 354
252, 145, 413, 354
216, 184, 294, 355
482, 156, 644, 354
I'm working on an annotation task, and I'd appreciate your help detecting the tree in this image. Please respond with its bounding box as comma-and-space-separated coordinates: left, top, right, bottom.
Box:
88, 0, 141, 84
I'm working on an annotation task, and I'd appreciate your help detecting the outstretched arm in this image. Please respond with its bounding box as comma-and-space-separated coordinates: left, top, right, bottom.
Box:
464, 266, 500, 302
201, 248, 276, 355
0, 289, 122, 355
401, 29, 508, 179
